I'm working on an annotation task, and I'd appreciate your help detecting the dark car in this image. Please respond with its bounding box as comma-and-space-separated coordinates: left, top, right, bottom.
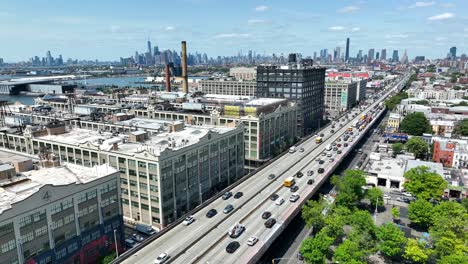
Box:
319, 160, 325, 164
234, 192, 243, 199
331, 130, 335, 133
262, 211, 272, 219
268, 173, 276, 180
344, 143, 349, 147
337, 138, 342, 142
226, 241, 240, 253
307, 170, 314, 176
290, 185, 299, 192
222, 191, 232, 200
264, 218, 277, 228
223, 204, 234, 214
296, 172, 303, 178
318, 168, 325, 174
320, 133, 324, 137
337, 144, 342, 147
206, 209, 217, 218
307, 179, 315, 185
270, 194, 279, 201
337, 150, 342, 154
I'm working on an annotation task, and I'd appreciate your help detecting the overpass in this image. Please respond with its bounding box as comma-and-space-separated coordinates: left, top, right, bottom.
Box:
116, 74, 410, 264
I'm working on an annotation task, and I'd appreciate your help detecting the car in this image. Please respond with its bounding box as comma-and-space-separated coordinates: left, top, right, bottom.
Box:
182, 216, 195, 226
337, 144, 342, 147
222, 191, 232, 200
331, 125, 335, 129
327, 153, 332, 157
268, 173, 276, 180
228, 223, 245, 238
262, 211, 272, 219
226, 241, 240, 253
357, 149, 363, 154
125, 238, 137, 248
333, 147, 338, 151
348, 138, 353, 142
344, 143, 349, 147
132, 233, 145, 242
275, 198, 285, 205
321, 152, 326, 156
223, 204, 234, 214
319, 160, 325, 164
234, 192, 243, 199
337, 150, 342, 154
206, 209, 217, 218
331, 130, 335, 133
307, 179, 315, 185
315, 158, 321, 162
290, 185, 299, 192
247, 236, 259, 246
296, 172, 303, 178
264, 218, 277, 228
154, 253, 169, 264
329, 158, 335, 162
320, 133, 324, 137
289, 194, 300, 202
337, 138, 342, 142
402, 192, 413, 197
332, 142, 337, 146
270, 194, 279, 201
383, 194, 391, 200
297, 252, 305, 261
318, 168, 325, 173
307, 170, 314, 176
299, 147, 304, 152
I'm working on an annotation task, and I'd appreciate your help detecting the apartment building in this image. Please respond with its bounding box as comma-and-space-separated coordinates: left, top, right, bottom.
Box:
0, 120, 244, 230
324, 81, 358, 117
0, 153, 122, 264
199, 79, 257, 96
386, 113, 402, 133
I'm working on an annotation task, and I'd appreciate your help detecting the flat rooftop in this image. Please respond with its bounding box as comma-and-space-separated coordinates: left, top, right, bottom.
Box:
115, 118, 183, 131
0, 161, 117, 214
366, 158, 405, 178
405, 159, 445, 177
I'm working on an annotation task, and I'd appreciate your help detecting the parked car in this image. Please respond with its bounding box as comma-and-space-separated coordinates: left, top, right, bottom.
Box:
132, 233, 144, 243
125, 239, 136, 248
290, 185, 299, 192
223, 204, 234, 214
234, 192, 243, 199
383, 194, 391, 200
136, 223, 156, 236
226, 241, 240, 253
264, 218, 277, 228
182, 215, 195, 226
154, 253, 169, 264
222, 191, 232, 200
247, 236, 259, 246
275, 198, 285, 205
262, 211, 272, 219
270, 194, 279, 201
206, 209, 217, 218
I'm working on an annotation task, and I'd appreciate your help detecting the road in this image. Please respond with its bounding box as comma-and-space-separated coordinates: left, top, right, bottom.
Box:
119, 75, 410, 264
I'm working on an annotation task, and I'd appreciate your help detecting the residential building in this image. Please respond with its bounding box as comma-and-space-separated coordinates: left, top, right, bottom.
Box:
256, 64, 326, 136
229, 67, 256, 80
433, 140, 456, 167
430, 119, 455, 137
386, 113, 402, 133
199, 79, 257, 96
324, 81, 358, 117
0, 120, 244, 230
0, 153, 122, 264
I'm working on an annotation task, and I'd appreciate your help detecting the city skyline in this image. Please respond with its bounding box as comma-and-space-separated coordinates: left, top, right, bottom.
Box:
0, 0, 467, 62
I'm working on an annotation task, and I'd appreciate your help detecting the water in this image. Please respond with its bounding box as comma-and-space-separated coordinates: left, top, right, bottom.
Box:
67, 76, 158, 88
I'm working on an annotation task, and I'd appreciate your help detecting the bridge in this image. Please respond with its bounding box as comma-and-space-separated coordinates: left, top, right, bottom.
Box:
116, 74, 410, 264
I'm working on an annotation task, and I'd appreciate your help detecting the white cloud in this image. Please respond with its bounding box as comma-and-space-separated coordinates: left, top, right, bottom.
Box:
329, 26, 345, 31
385, 34, 409, 39
409, 1, 435, 8
351, 27, 361, 32
214, 33, 250, 39
338, 5, 360, 13
248, 19, 265, 25
165, 26, 175, 31
255, 5, 269, 12
427, 12, 455, 21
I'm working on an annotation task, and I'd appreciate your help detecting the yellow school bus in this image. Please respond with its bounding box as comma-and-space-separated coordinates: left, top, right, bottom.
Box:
283, 177, 296, 187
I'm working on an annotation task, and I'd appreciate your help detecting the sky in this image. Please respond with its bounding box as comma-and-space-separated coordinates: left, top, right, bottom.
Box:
0, 0, 467, 62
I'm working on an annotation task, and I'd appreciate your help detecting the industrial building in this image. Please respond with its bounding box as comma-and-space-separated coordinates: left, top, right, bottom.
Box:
0, 119, 244, 230
324, 81, 358, 117
229, 67, 257, 80
256, 59, 326, 136
199, 79, 257, 96
0, 151, 122, 264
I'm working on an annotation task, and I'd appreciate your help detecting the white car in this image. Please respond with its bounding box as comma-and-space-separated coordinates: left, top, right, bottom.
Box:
402, 192, 413, 197
275, 198, 285, 205
154, 253, 169, 264
383, 194, 391, 200
289, 194, 300, 202
182, 215, 195, 226
247, 236, 259, 246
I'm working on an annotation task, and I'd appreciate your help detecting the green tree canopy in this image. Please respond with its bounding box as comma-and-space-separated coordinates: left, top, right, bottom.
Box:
348, 210, 376, 235
391, 143, 404, 157
302, 199, 326, 232
405, 137, 429, 159
365, 187, 384, 208
300, 232, 334, 264
403, 166, 448, 200
376, 223, 407, 258
403, 239, 430, 263
439, 254, 468, 264
391, 207, 400, 219
453, 119, 468, 137
385, 92, 408, 110
400, 112, 432, 136
408, 199, 434, 229
332, 170, 366, 208
333, 239, 367, 264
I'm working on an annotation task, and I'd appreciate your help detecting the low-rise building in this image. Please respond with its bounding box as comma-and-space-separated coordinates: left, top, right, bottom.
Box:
386, 113, 402, 133
365, 157, 406, 190
430, 119, 455, 137
433, 140, 456, 167
324, 81, 358, 117
229, 67, 256, 80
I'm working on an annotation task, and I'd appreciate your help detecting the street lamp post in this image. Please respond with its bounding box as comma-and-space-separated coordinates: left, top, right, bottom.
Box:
114, 229, 119, 258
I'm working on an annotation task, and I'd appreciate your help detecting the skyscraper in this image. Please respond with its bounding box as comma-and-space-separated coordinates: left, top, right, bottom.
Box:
449, 47, 457, 59
381, 49, 387, 61
401, 50, 409, 64
376, 52, 380, 60
367, 49, 375, 63
345, 38, 350, 62
392, 50, 399, 62
46, 50, 53, 66
357, 50, 363, 62
334, 47, 341, 62
147, 40, 152, 56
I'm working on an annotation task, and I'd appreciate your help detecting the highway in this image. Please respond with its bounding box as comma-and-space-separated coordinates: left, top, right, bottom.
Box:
119, 74, 410, 264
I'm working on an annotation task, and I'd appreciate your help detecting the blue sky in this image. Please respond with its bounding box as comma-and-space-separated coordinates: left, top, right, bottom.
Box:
0, 0, 467, 61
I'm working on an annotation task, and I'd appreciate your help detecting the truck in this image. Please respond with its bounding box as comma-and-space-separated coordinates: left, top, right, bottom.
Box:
315, 137, 323, 144
283, 177, 296, 187
136, 223, 157, 236
289, 146, 296, 153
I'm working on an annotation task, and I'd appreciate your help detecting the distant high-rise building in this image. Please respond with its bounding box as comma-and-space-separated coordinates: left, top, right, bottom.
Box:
134, 51, 139, 64
376, 52, 380, 60
46, 50, 53, 66
367, 49, 375, 63
449, 46, 457, 60
414, 56, 425, 63
392, 50, 399, 62
345, 38, 350, 62
0, 58, 4, 65
313, 52, 317, 60
334, 47, 341, 62
381, 49, 387, 61
357, 50, 363, 62
401, 50, 409, 64
147, 40, 152, 56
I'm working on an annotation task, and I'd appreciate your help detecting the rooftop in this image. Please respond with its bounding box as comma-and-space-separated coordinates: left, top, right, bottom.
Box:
0, 162, 117, 214
366, 158, 406, 178
405, 160, 445, 177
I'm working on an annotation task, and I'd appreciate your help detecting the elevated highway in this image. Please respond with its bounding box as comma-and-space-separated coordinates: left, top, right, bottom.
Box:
117, 74, 410, 264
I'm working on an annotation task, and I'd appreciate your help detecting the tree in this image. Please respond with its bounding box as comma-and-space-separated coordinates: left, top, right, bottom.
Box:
462, 198, 468, 211
376, 223, 407, 258
433, 231, 466, 258
408, 199, 434, 229
365, 188, 384, 208
300, 232, 334, 264
405, 137, 429, 159
332, 170, 366, 208
400, 112, 432, 136
333, 239, 367, 264
439, 254, 468, 264
97, 251, 116, 264
302, 199, 326, 232
403, 239, 430, 263
403, 166, 448, 200
348, 210, 376, 235
392, 143, 404, 157
453, 119, 468, 137
391, 207, 400, 219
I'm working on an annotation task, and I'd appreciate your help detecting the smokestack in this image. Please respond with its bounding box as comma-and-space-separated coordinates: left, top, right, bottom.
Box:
181, 41, 188, 94
165, 63, 171, 92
